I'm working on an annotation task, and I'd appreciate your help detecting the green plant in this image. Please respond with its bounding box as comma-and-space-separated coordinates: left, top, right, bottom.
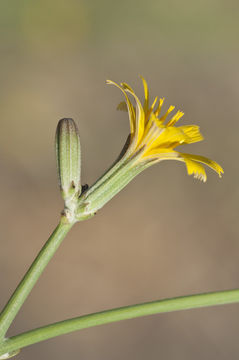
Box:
0, 78, 235, 359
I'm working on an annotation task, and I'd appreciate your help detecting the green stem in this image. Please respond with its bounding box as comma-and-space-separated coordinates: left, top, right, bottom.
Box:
0, 218, 73, 340
0, 289, 239, 356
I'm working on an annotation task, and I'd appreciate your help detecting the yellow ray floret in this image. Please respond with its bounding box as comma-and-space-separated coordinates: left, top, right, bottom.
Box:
107, 77, 223, 181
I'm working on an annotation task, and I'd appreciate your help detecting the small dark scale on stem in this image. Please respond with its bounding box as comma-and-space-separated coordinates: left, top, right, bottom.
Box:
81, 184, 89, 194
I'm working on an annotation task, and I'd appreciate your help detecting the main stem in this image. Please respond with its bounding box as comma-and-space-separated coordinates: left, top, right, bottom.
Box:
0, 217, 73, 340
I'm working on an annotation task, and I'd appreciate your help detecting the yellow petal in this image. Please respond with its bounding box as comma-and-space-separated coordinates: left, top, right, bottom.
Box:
167, 110, 184, 127
159, 105, 175, 123
122, 83, 145, 146
178, 125, 204, 144
142, 148, 178, 160
150, 126, 188, 149
150, 97, 158, 112
182, 156, 207, 182
180, 153, 224, 178
140, 76, 149, 113
107, 80, 135, 135
144, 96, 158, 125
121, 82, 134, 93
155, 98, 165, 116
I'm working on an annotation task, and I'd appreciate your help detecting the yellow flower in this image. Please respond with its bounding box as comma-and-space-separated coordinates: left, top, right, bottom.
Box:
76, 77, 224, 218
107, 77, 223, 182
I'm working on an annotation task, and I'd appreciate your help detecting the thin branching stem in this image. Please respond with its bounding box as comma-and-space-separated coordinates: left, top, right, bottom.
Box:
0, 219, 73, 340
0, 289, 239, 357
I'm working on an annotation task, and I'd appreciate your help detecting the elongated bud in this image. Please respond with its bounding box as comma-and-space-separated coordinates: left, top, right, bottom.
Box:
55, 118, 81, 201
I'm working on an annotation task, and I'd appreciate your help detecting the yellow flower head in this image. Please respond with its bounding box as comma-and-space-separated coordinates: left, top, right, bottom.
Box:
107, 77, 223, 182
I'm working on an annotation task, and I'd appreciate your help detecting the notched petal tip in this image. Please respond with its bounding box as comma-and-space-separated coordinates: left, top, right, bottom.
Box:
121, 82, 135, 93
183, 157, 207, 182
180, 153, 223, 181
159, 105, 175, 123
167, 110, 184, 126
180, 125, 204, 144
218, 168, 224, 178
106, 79, 118, 86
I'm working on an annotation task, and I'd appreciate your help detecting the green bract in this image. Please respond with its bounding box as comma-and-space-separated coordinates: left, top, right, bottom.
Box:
55, 118, 81, 201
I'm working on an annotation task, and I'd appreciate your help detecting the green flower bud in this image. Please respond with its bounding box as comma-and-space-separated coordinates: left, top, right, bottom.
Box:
55, 118, 81, 202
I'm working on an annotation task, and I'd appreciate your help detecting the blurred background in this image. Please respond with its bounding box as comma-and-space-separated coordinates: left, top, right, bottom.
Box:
0, 0, 239, 359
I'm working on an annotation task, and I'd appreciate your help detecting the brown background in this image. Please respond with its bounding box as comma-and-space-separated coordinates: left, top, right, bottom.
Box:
0, 1, 239, 359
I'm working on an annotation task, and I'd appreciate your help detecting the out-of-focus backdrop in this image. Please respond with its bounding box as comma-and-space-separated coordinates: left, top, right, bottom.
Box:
0, 1, 239, 359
